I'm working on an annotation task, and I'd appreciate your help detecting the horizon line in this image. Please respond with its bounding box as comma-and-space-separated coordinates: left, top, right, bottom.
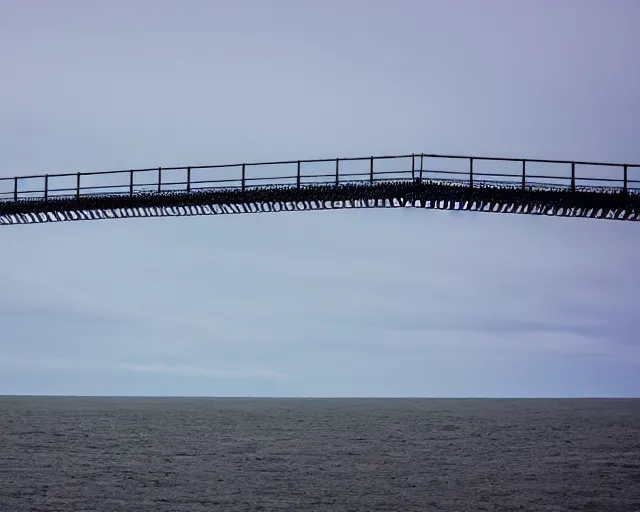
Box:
1, 394, 638, 399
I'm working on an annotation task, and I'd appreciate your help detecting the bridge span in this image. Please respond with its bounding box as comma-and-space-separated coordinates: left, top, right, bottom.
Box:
1, 153, 639, 226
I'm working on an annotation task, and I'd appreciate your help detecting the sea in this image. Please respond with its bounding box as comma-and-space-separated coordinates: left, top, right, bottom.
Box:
0, 397, 639, 511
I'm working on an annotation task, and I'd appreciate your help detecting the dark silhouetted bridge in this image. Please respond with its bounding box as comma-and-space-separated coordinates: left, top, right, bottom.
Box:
1, 153, 639, 226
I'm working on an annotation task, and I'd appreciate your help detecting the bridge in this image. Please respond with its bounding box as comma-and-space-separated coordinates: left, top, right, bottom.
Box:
1, 153, 639, 226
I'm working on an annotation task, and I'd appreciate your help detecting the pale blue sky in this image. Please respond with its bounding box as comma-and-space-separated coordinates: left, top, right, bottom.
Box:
1, 0, 639, 397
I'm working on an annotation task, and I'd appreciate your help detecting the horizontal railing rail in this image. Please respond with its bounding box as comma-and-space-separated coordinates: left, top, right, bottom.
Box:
1, 153, 639, 202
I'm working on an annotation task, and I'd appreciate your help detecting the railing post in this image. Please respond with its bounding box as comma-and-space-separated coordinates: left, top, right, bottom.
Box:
13, 177, 18, 201
129, 169, 134, 196
296, 160, 301, 189
469, 158, 474, 188
624, 165, 628, 194
335, 158, 339, 188
522, 160, 526, 190
44, 174, 49, 201
158, 167, 162, 192
370, 156, 374, 184
411, 154, 415, 181
571, 161, 575, 192
77, 172, 81, 198
241, 164, 246, 192
419, 154, 423, 182
187, 166, 191, 193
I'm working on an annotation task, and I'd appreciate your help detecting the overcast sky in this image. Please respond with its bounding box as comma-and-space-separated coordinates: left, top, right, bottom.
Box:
1, 0, 639, 397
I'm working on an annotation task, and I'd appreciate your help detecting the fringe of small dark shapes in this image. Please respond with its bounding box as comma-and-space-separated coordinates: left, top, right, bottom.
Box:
1, 180, 639, 222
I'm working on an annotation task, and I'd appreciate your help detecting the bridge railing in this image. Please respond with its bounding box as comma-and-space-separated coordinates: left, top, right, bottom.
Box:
1, 153, 639, 202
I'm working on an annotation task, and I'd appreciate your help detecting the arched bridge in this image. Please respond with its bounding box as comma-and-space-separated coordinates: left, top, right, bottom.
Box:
1, 153, 639, 226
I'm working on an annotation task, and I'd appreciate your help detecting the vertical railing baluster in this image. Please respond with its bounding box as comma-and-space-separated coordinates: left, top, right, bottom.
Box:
187, 166, 191, 193
370, 157, 374, 184
335, 158, 339, 188
297, 160, 301, 189
624, 165, 628, 194
77, 172, 81, 198
158, 167, 162, 192
522, 160, 526, 190
14, 177, 18, 201
44, 174, 49, 201
411, 154, 415, 181
419, 154, 423, 182
129, 169, 134, 196
241, 164, 246, 192
469, 158, 474, 188
571, 162, 575, 192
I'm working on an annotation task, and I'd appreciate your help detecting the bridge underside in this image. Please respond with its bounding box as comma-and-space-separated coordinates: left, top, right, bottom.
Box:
1, 180, 639, 225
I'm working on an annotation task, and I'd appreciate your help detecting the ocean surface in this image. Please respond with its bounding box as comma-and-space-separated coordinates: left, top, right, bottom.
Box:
0, 397, 639, 511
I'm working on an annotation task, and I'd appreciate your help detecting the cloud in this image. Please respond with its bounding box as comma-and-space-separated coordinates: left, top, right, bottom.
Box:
116, 362, 286, 380
0, 354, 285, 380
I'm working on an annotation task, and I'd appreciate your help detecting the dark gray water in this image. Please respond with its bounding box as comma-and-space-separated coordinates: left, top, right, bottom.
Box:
1, 397, 639, 511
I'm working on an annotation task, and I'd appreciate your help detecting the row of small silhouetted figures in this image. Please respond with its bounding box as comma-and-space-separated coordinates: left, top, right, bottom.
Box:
1, 180, 638, 218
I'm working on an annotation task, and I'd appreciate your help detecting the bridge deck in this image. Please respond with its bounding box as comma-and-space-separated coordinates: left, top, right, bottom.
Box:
1, 153, 639, 225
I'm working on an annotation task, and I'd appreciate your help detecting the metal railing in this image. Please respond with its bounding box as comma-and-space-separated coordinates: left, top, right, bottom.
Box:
1, 153, 639, 202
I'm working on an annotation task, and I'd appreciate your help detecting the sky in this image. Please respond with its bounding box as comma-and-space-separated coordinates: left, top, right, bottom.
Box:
1, 0, 639, 397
